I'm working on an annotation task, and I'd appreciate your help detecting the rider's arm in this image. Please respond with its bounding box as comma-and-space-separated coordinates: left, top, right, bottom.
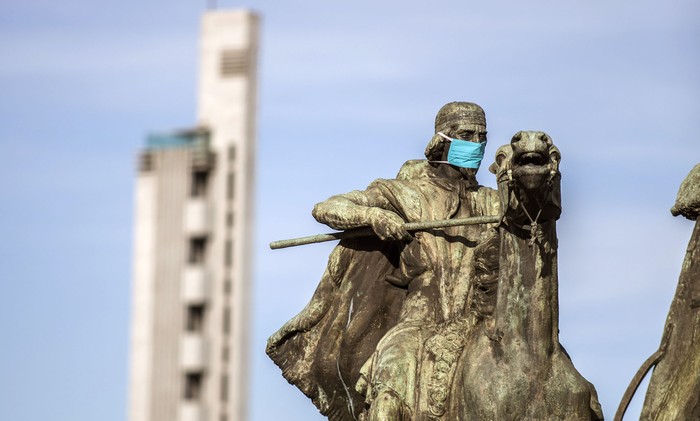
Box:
312, 184, 411, 241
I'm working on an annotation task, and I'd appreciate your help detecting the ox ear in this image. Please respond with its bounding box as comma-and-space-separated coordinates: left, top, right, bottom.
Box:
549, 145, 561, 164
490, 146, 510, 175
489, 161, 498, 174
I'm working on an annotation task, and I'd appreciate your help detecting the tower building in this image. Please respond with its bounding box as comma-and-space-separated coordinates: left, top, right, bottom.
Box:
128, 10, 258, 421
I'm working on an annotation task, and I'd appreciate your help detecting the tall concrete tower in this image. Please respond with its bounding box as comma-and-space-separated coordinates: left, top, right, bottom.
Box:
128, 10, 259, 421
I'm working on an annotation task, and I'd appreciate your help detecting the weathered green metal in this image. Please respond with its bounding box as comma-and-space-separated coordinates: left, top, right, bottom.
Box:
266, 104, 602, 420
269, 215, 501, 250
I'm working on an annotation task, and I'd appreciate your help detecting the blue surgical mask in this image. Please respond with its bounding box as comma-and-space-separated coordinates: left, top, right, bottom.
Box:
432, 132, 486, 169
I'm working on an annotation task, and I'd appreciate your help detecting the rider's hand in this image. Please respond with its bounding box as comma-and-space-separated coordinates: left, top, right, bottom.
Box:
367, 208, 411, 241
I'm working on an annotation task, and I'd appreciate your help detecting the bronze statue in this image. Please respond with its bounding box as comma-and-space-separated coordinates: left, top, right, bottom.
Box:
616, 164, 700, 421
267, 102, 498, 420
267, 104, 602, 420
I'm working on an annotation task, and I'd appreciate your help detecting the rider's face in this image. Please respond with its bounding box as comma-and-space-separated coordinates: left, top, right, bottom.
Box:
450, 123, 487, 143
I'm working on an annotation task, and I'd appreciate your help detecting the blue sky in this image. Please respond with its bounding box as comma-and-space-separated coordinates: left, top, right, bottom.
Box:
0, 1, 698, 420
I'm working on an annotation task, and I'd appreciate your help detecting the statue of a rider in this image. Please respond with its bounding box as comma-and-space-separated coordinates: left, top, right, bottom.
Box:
267, 102, 500, 420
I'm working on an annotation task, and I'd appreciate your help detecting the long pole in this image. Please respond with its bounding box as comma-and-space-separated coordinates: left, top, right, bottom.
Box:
269, 214, 500, 250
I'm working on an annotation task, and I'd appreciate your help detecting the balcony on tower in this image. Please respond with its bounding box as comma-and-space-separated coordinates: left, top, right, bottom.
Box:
184, 198, 211, 235
181, 266, 209, 304
180, 402, 206, 421
181, 333, 208, 371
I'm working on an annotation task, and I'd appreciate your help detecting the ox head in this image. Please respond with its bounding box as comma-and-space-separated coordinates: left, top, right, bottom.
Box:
489, 131, 561, 229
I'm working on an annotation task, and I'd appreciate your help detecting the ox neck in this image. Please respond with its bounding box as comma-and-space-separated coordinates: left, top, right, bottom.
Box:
494, 219, 560, 356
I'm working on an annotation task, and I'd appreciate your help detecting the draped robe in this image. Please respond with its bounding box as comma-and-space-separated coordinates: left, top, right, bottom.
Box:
266, 161, 499, 420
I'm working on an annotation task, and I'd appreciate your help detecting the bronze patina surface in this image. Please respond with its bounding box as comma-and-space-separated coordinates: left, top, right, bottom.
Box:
454, 131, 602, 421
267, 104, 602, 420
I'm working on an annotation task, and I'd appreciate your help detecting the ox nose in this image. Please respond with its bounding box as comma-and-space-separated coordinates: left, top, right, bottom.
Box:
511, 132, 550, 154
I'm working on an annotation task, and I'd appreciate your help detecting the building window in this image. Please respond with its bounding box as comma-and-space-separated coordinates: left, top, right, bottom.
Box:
222, 345, 229, 362
190, 170, 209, 198
220, 374, 229, 403
226, 211, 234, 228
138, 151, 153, 172
224, 278, 231, 295
186, 304, 206, 332
224, 240, 233, 268
220, 49, 248, 77
188, 237, 207, 264
228, 145, 236, 161
183, 372, 204, 400
222, 306, 231, 335
227, 173, 235, 200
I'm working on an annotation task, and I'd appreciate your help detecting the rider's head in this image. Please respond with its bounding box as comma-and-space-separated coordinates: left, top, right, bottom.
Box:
425, 102, 487, 161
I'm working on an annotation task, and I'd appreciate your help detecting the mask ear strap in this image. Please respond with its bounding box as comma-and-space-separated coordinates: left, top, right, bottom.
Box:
437, 132, 452, 142
429, 132, 453, 164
